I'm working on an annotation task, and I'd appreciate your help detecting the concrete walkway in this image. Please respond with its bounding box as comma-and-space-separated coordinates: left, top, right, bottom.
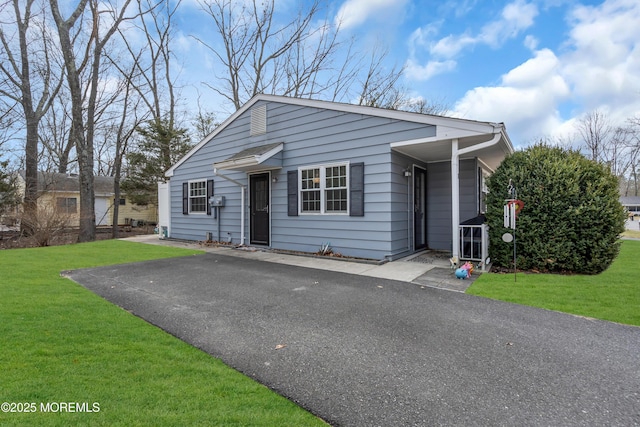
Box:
121, 235, 477, 292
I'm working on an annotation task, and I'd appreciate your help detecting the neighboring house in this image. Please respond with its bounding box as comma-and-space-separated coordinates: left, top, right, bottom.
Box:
621, 196, 640, 219
161, 94, 514, 262
14, 171, 157, 227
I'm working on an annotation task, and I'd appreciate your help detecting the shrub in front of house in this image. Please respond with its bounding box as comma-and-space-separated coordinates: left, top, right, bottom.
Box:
486, 144, 626, 274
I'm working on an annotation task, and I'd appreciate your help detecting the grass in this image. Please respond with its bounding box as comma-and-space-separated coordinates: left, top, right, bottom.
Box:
468, 239, 640, 326
0, 240, 326, 426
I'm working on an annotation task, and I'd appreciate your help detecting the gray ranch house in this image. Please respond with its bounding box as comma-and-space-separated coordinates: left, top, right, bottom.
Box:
160, 95, 513, 263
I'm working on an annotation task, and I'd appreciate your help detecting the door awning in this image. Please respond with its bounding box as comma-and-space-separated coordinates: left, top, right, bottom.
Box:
213, 142, 283, 172
390, 127, 512, 171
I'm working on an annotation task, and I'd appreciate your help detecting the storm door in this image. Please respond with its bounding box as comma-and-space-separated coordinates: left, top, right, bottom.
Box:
250, 173, 270, 245
414, 166, 427, 250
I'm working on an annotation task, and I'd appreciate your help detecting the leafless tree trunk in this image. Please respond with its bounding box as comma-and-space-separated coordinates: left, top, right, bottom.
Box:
50, 0, 137, 242
0, 0, 63, 235
49, 0, 95, 241
108, 62, 145, 237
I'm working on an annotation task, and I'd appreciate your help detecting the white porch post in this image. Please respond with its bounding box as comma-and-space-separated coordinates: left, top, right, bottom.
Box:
451, 138, 460, 258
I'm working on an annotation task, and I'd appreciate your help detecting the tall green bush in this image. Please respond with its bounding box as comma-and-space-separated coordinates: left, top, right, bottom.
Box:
486, 144, 625, 274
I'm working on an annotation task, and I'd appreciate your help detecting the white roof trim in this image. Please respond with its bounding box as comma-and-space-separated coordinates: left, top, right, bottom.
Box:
166, 94, 510, 177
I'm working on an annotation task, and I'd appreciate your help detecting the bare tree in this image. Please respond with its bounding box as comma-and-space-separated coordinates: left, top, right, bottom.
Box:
623, 116, 640, 196
110, 62, 146, 237
117, 0, 180, 128
195, 0, 446, 117
575, 110, 639, 180
196, 0, 339, 110
192, 97, 220, 140
49, 0, 140, 242
0, 0, 64, 234
576, 110, 613, 163
48, 0, 91, 240
356, 45, 404, 108
38, 97, 75, 173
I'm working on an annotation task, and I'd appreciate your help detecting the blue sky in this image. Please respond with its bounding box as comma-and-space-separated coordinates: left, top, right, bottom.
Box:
175, 0, 640, 147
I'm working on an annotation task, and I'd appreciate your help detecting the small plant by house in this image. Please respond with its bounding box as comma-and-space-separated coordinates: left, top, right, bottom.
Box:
486, 144, 626, 274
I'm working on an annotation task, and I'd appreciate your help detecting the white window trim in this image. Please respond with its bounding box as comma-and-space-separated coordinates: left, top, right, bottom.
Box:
298, 162, 350, 215
188, 179, 207, 214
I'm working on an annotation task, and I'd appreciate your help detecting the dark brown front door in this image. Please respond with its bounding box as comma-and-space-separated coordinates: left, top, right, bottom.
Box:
414, 166, 427, 250
250, 173, 270, 245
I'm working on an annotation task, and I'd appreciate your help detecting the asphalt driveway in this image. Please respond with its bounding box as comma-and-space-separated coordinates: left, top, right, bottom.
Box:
67, 253, 640, 426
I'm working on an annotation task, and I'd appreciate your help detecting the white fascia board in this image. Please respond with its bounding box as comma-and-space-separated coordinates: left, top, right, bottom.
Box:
256, 142, 283, 163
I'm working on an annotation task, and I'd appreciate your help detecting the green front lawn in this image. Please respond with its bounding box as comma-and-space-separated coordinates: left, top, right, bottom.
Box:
468, 239, 640, 326
0, 240, 326, 426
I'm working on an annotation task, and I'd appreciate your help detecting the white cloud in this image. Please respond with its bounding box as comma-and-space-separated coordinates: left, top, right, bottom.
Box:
453, 48, 570, 142
523, 35, 539, 51
430, 0, 538, 58
450, 0, 640, 143
405, 59, 457, 81
562, 0, 640, 114
334, 0, 409, 30
430, 33, 476, 59
406, 0, 538, 83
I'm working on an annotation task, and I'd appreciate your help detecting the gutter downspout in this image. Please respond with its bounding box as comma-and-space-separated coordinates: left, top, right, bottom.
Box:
451, 139, 460, 259
213, 168, 246, 245
451, 130, 502, 259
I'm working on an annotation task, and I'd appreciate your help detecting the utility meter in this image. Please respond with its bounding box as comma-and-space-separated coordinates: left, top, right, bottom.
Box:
209, 195, 225, 207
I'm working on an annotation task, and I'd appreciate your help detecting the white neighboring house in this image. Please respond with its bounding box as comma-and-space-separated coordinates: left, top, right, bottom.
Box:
621, 196, 640, 228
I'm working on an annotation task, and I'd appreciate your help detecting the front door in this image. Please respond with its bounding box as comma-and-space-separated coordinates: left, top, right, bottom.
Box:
414, 166, 427, 250
250, 173, 270, 245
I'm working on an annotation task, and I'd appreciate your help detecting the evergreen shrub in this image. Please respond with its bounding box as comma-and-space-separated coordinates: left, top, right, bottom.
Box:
486, 144, 626, 274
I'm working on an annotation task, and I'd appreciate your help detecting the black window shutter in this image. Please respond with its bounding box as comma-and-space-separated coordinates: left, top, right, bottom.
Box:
287, 170, 298, 216
206, 179, 214, 216
182, 182, 188, 215
350, 162, 365, 217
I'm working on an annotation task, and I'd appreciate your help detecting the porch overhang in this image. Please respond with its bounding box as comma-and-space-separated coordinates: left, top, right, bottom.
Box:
213, 142, 283, 172
389, 124, 512, 171
391, 123, 513, 260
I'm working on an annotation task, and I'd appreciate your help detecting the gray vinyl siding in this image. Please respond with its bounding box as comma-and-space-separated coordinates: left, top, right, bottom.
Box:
169, 100, 436, 260
426, 159, 480, 251
459, 159, 479, 223
390, 151, 428, 256
426, 162, 452, 251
